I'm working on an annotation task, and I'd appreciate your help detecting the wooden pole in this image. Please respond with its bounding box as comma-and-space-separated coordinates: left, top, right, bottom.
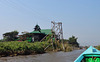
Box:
60, 23, 65, 51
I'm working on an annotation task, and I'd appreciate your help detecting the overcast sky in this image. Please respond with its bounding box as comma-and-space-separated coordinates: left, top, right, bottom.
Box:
0, 0, 100, 46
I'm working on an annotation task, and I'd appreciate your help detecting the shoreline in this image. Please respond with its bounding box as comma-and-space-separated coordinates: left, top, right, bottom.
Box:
0, 49, 81, 58
0, 41, 78, 57
0, 50, 84, 62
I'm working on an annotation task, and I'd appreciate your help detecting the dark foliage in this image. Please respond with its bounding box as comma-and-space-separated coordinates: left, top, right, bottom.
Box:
34, 24, 41, 32
68, 36, 79, 47
3, 31, 19, 41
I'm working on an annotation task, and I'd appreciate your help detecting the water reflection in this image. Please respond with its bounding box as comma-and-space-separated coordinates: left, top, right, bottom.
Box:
0, 50, 84, 62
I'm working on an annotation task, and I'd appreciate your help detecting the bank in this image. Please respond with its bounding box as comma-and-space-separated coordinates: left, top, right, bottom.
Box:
0, 41, 73, 57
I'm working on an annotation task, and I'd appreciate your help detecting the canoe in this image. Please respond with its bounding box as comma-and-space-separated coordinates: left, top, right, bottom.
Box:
74, 46, 100, 62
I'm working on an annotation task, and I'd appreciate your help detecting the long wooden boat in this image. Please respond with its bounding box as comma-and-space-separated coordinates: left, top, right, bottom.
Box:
74, 46, 100, 62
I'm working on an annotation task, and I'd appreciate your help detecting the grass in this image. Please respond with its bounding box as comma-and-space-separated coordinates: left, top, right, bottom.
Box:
0, 41, 73, 57
0, 41, 49, 57
96, 45, 100, 50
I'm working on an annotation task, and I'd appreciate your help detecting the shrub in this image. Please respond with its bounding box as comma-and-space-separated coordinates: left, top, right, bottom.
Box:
0, 41, 49, 56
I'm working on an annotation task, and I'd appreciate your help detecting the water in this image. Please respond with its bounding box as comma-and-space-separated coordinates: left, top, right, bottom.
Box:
0, 50, 84, 62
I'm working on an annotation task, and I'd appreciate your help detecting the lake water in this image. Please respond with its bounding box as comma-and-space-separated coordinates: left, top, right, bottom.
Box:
0, 49, 84, 62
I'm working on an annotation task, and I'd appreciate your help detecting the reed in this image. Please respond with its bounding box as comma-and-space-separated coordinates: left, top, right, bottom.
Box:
0, 41, 49, 57
96, 45, 100, 50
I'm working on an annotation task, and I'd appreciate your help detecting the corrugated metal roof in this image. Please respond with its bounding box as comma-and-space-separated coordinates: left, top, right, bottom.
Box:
30, 29, 52, 35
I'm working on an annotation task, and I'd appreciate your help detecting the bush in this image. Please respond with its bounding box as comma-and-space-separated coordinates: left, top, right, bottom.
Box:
0, 41, 49, 56
96, 45, 100, 50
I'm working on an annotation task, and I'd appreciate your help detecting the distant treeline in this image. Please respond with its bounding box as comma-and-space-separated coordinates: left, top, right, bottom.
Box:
0, 30, 80, 57
0, 30, 79, 47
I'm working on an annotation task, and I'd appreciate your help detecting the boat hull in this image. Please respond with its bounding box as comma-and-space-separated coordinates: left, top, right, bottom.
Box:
74, 46, 100, 62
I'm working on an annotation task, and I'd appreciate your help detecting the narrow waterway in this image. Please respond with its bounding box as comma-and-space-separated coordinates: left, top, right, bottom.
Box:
0, 49, 84, 62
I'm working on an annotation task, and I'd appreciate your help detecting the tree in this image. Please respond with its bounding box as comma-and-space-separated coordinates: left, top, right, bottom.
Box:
34, 24, 41, 32
3, 31, 19, 41
68, 36, 79, 47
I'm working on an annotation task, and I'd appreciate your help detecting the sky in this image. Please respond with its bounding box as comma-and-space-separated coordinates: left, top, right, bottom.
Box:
0, 0, 100, 46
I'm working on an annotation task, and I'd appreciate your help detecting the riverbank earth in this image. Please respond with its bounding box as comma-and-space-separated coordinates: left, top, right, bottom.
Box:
0, 49, 84, 62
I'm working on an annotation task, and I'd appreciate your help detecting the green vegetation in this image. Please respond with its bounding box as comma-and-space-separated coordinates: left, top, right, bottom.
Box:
0, 41, 49, 57
0, 40, 74, 57
0, 30, 79, 57
96, 45, 100, 50
3, 31, 19, 41
60, 42, 73, 52
68, 36, 79, 47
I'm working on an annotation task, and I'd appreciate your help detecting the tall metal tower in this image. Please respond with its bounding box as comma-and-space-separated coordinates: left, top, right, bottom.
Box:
51, 21, 63, 40
51, 21, 65, 51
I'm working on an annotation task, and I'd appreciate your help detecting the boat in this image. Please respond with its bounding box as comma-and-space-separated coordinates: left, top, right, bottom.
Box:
74, 46, 100, 62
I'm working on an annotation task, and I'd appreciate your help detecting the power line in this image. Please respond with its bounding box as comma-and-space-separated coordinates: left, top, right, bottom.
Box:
1, 0, 24, 14
6, 0, 46, 21
1, 0, 51, 22
15, 0, 51, 21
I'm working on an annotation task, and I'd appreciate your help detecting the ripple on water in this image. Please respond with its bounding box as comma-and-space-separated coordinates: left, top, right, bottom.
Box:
0, 50, 84, 62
